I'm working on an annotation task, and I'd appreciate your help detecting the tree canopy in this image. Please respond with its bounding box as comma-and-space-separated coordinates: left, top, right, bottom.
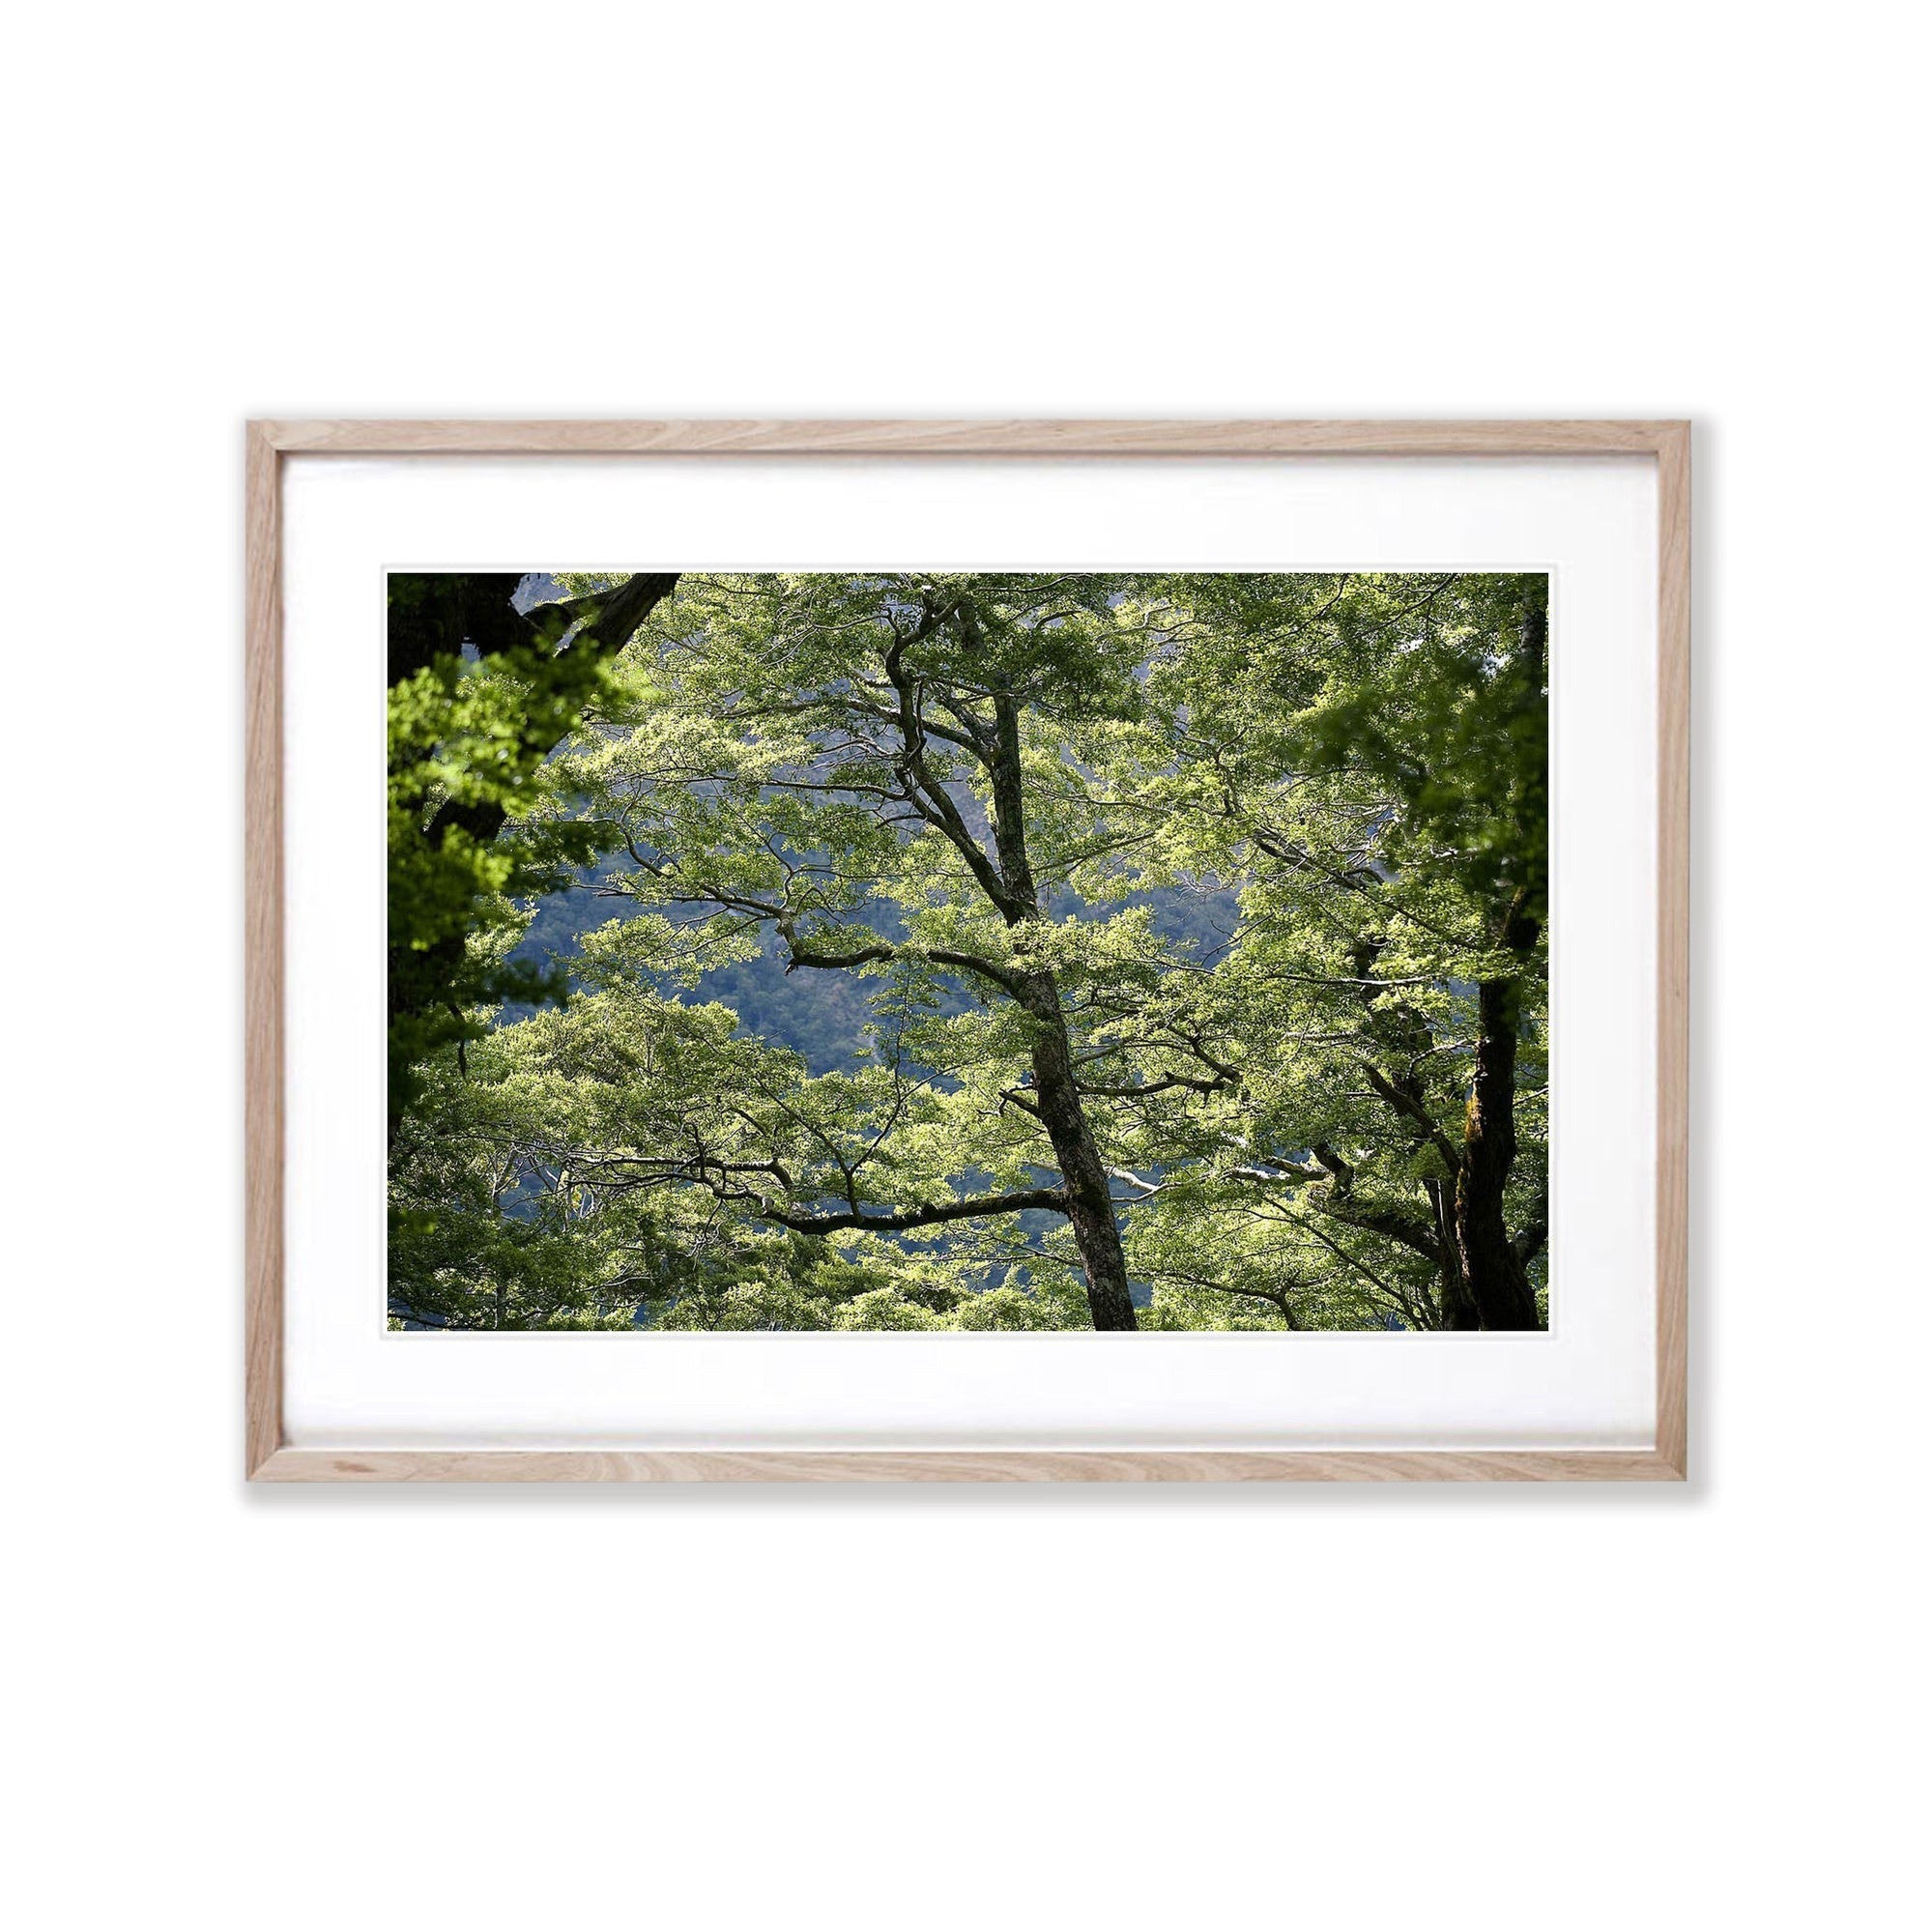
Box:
388, 570, 1549, 1333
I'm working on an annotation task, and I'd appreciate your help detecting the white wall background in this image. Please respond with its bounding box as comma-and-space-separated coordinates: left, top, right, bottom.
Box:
6, 6, 1925, 1929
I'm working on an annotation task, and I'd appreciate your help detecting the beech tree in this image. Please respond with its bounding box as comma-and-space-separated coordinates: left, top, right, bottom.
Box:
387, 570, 1549, 1332
1086, 571, 1548, 1331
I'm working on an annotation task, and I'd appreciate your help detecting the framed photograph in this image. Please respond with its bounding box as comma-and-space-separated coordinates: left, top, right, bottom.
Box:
246, 419, 1688, 1481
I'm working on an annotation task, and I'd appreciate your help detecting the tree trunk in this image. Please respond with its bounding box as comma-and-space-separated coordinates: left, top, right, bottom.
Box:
1017, 969, 1139, 1330
1453, 893, 1543, 1331
980, 663, 1138, 1329
1426, 1177, 1481, 1330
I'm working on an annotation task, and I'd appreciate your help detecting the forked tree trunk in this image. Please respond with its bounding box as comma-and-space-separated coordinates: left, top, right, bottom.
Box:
1450, 588, 1548, 1331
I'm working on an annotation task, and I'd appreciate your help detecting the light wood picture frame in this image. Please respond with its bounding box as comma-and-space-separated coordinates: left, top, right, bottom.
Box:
245, 418, 1689, 1483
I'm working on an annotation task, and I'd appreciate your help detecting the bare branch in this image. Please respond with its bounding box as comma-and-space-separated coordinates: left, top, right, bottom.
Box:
760, 1187, 1069, 1234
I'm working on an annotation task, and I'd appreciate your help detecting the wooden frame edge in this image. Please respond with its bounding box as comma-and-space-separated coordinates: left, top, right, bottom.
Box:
245, 422, 284, 1478
1655, 424, 1691, 1480
244, 418, 1690, 1485
252, 1447, 1685, 1484
253, 418, 1685, 458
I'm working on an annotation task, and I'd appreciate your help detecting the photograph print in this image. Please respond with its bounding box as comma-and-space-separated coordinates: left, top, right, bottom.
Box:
388, 569, 1548, 1334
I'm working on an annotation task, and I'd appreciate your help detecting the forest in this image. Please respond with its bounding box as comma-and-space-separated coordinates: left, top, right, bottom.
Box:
388, 569, 1549, 1333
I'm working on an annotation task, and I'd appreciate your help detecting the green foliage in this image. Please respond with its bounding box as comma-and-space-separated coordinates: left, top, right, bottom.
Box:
387, 589, 616, 1129
388, 571, 1548, 1332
